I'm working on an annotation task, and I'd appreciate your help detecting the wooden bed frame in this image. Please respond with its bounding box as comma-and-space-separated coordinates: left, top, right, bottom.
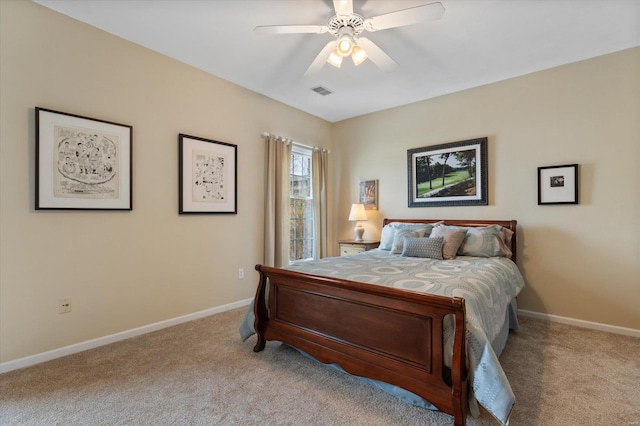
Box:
252, 219, 518, 426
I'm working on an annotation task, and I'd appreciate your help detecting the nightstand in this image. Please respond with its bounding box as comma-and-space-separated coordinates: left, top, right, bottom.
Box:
339, 240, 380, 256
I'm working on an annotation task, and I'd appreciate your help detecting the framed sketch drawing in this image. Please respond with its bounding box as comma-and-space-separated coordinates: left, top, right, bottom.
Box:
359, 179, 378, 210
407, 137, 488, 207
35, 107, 132, 210
179, 134, 237, 214
538, 164, 578, 205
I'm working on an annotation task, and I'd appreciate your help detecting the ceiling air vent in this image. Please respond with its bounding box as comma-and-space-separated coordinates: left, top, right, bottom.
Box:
311, 86, 333, 96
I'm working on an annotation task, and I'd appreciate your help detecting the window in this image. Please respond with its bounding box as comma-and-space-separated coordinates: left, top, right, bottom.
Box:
290, 146, 314, 261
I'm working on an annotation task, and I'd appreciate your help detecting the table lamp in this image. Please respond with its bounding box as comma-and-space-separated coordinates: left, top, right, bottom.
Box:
348, 203, 368, 241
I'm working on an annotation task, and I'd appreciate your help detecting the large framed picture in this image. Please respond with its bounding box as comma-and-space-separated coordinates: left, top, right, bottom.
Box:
407, 137, 488, 207
35, 107, 132, 210
538, 164, 578, 205
359, 179, 378, 210
179, 134, 237, 214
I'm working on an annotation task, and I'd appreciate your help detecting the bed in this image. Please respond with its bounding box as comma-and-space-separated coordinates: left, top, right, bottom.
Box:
240, 219, 524, 426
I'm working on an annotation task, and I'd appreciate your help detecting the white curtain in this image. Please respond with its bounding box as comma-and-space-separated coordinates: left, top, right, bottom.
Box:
312, 148, 329, 259
263, 135, 291, 267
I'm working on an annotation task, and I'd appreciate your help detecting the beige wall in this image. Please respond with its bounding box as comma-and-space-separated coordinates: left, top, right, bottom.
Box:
1, 1, 638, 366
332, 47, 640, 330
0, 1, 333, 363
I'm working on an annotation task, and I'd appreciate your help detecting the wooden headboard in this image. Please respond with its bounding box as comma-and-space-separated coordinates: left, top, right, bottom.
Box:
382, 218, 518, 264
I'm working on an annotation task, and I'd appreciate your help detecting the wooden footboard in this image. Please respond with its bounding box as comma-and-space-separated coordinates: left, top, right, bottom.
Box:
253, 264, 469, 425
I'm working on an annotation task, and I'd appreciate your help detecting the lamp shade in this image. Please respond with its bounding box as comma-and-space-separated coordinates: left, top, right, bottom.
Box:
348, 203, 367, 221
327, 50, 343, 68
351, 45, 368, 66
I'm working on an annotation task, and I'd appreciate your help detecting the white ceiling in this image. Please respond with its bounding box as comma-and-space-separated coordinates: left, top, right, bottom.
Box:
35, 0, 639, 123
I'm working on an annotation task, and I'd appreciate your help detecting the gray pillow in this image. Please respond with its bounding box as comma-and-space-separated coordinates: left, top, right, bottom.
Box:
390, 229, 420, 254
402, 237, 444, 259
497, 227, 514, 258
429, 226, 467, 259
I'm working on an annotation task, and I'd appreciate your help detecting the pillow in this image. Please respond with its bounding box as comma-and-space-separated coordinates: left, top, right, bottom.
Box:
402, 237, 444, 259
379, 224, 396, 250
390, 229, 420, 254
429, 226, 467, 259
497, 227, 514, 258
379, 221, 442, 250
457, 225, 502, 257
445, 224, 514, 258
392, 221, 443, 236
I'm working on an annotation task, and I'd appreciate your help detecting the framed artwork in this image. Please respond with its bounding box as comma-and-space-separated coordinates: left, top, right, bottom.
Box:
407, 137, 488, 207
359, 179, 378, 210
35, 107, 132, 210
538, 164, 578, 205
179, 133, 237, 214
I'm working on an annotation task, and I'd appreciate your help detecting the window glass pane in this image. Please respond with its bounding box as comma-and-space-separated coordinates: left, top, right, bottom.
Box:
290, 152, 311, 199
289, 149, 314, 262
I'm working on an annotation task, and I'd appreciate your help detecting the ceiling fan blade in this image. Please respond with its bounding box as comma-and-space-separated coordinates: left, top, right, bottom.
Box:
254, 25, 328, 35
333, 0, 353, 16
357, 38, 398, 73
364, 2, 445, 32
304, 41, 337, 76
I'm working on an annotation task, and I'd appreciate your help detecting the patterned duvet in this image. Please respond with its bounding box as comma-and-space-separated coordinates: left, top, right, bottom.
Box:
241, 249, 525, 425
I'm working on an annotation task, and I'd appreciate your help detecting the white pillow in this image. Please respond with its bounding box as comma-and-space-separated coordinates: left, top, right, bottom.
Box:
379, 224, 396, 250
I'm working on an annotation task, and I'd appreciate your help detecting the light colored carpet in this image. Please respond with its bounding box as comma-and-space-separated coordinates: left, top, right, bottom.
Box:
1, 308, 638, 425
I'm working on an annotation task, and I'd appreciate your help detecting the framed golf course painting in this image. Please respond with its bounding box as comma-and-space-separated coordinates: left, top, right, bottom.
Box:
407, 137, 488, 207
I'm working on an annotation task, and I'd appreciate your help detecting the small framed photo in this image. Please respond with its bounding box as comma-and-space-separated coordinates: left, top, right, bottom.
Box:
35, 107, 132, 210
359, 179, 378, 210
538, 164, 578, 205
179, 134, 237, 214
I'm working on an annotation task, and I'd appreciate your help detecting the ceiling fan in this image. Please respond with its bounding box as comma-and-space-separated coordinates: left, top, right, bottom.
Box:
254, 0, 445, 75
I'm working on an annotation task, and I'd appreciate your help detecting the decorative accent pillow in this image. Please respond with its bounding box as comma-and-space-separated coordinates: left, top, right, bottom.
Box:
429, 226, 467, 259
497, 227, 514, 258
390, 229, 420, 254
402, 237, 444, 259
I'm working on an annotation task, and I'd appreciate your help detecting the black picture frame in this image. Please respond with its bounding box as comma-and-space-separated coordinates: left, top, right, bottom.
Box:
35, 107, 133, 210
537, 164, 578, 205
407, 137, 488, 207
179, 133, 237, 214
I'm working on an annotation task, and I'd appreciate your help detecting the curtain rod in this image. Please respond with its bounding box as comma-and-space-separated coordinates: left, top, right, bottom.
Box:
261, 132, 329, 153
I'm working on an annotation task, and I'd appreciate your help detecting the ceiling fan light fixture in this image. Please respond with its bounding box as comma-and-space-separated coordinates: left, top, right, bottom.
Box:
256, 1, 447, 75
336, 33, 354, 56
351, 45, 367, 66
327, 50, 343, 68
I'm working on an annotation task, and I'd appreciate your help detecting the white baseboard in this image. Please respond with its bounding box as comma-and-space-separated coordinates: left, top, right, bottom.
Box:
0, 298, 253, 374
3, 302, 634, 374
518, 309, 640, 338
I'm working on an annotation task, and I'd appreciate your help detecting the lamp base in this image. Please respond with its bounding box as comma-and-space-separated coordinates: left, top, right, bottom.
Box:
354, 225, 364, 241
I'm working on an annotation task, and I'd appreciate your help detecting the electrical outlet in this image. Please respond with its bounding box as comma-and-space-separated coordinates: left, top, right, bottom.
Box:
238, 268, 244, 279
59, 297, 72, 314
